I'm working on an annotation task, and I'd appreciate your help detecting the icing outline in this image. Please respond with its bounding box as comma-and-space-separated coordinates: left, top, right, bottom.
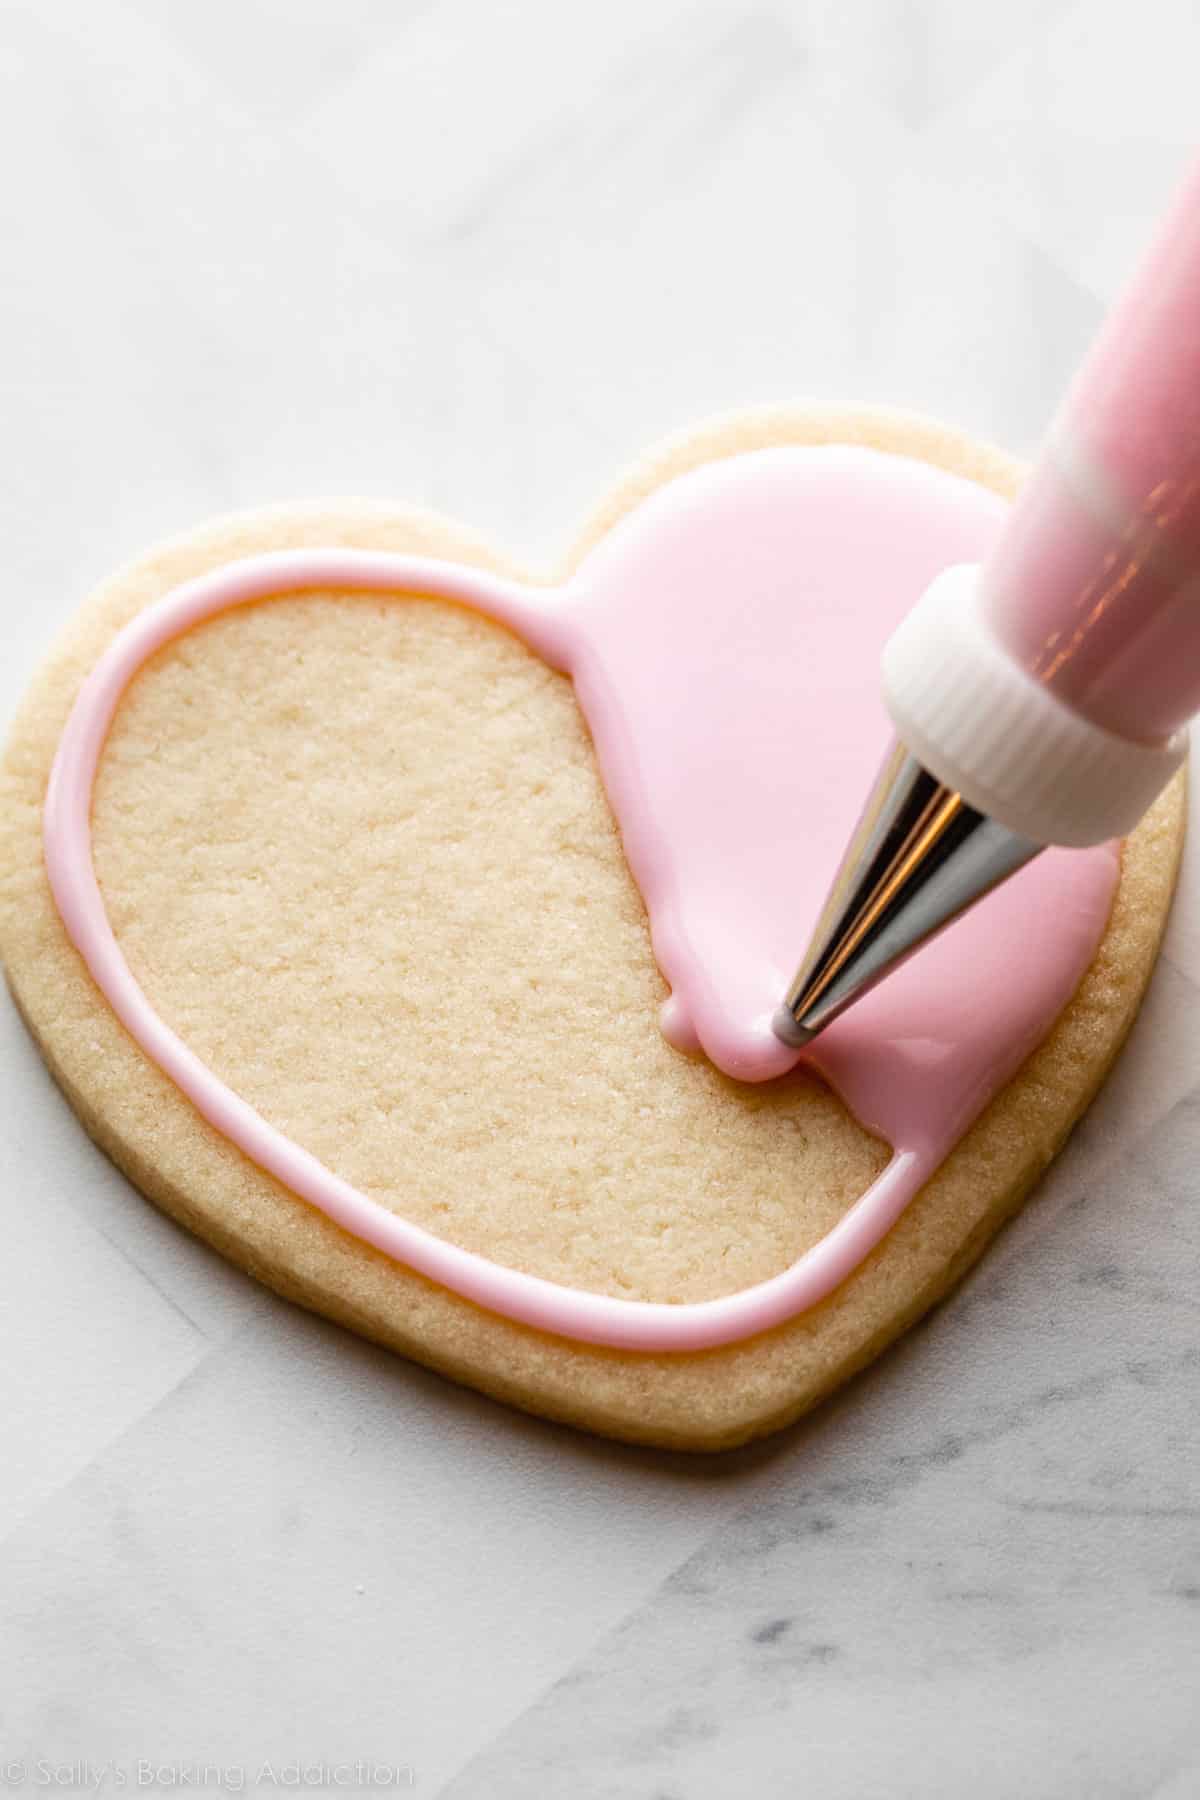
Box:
42, 452, 1118, 1351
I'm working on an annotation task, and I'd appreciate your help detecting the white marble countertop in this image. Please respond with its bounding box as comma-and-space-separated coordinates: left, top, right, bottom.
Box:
2, 4, 1198, 1795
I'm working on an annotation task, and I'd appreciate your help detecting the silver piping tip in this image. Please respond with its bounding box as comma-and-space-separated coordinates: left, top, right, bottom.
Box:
774, 742, 1042, 1049
771, 1007, 817, 1049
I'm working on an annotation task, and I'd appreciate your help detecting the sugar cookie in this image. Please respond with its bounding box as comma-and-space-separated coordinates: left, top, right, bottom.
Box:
0, 408, 1184, 1449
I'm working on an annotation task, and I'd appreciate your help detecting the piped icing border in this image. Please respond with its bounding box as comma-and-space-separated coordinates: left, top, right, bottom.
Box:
42, 451, 1119, 1351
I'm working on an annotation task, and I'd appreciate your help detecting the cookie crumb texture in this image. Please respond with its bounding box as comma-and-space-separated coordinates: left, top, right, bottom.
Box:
0, 410, 1184, 1450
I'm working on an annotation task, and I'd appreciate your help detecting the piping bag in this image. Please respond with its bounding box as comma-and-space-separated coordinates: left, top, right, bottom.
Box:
776, 154, 1200, 1049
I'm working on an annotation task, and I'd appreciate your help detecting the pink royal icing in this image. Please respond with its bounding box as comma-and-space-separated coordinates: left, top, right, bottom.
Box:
43, 447, 1119, 1351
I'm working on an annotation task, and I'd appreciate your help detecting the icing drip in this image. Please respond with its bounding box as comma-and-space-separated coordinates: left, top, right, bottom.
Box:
42, 448, 1119, 1350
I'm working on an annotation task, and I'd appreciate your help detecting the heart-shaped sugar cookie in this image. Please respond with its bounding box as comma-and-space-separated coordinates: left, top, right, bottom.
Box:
0, 407, 1184, 1450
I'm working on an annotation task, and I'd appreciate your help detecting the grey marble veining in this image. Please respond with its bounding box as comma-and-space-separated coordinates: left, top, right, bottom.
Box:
0, 1306, 782, 1796
2, 2, 1198, 1795
446, 1094, 1200, 1800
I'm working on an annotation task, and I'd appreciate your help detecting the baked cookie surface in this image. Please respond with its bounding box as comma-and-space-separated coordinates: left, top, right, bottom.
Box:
0, 408, 1184, 1450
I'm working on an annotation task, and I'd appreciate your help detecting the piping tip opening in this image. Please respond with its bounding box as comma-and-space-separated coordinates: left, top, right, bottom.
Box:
772, 1006, 818, 1050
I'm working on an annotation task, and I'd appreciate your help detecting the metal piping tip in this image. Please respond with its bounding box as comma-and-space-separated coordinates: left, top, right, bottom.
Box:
771, 1008, 818, 1050
774, 741, 1043, 1049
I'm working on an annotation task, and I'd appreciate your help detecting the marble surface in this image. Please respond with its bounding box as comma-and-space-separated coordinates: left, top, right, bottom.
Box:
1, 3, 1198, 1795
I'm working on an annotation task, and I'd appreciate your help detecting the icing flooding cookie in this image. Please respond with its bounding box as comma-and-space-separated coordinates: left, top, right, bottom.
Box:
0, 408, 1185, 1450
